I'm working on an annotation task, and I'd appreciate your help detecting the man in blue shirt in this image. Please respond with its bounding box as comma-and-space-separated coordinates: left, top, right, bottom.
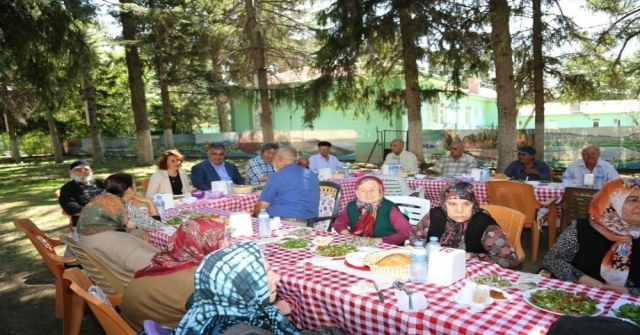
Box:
245, 142, 279, 186
309, 141, 344, 173
254, 147, 320, 223
191, 143, 245, 190
504, 145, 551, 181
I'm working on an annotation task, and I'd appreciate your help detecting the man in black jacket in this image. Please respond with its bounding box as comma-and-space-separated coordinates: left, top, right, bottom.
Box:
58, 160, 105, 227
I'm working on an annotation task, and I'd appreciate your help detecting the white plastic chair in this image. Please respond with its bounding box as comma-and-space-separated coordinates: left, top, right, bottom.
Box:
385, 196, 430, 226
378, 175, 425, 198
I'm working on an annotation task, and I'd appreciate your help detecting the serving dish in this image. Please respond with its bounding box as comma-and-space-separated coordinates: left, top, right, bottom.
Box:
344, 251, 370, 268
607, 297, 640, 325
191, 191, 205, 199
182, 196, 197, 204
522, 288, 604, 316
312, 236, 333, 246
488, 287, 513, 303
310, 243, 358, 259
209, 191, 223, 199
233, 185, 254, 194
363, 249, 411, 277
468, 274, 514, 288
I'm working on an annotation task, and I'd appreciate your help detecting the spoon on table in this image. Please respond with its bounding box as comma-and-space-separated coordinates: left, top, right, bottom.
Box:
393, 281, 414, 310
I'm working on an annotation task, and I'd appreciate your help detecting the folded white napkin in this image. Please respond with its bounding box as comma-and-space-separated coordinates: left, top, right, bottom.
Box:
347, 280, 393, 295
394, 289, 427, 312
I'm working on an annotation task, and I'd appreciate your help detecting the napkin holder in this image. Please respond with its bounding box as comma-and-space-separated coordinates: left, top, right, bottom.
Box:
381, 164, 390, 175
583, 174, 595, 188
154, 193, 175, 210
470, 168, 482, 182
318, 168, 332, 181
211, 181, 229, 195
427, 247, 466, 286
227, 211, 253, 237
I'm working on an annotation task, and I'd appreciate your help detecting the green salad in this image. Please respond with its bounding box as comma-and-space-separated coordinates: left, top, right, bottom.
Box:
188, 213, 219, 219
279, 238, 309, 249
313, 243, 357, 257
529, 289, 600, 316
349, 236, 378, 247
164, 217, 183, 226
613, 303, 640, 325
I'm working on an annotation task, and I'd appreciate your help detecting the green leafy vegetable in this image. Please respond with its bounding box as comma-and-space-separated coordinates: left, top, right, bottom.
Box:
349, 236, 378, 247
613, 303, 640, 325
313, 243, 357, 257
279, 238, 309, 249
164, 217, 183, 226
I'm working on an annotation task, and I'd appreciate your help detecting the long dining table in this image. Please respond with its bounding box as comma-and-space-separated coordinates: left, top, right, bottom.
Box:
149, 206, 636, 335
331, 177, 565, 215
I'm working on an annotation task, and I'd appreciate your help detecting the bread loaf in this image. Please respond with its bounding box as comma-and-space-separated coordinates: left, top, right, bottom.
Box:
493, 173, 508, 180
375, 253, 411, 267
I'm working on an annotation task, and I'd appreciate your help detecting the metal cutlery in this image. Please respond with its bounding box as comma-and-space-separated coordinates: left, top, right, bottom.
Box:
372, 281, 385, 303
393, 280, 413, 309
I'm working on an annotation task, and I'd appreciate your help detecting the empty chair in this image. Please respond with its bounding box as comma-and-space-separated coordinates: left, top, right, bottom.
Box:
308, 181, 342, 231
61, 236, 130, 297
480, 205, 526, 263
141, 178, 150, 196
62, 268, 137, 335
378, 175, 425, 198
385, 196, 430, 226
13, 218, 76, 318
485, 181, 558, 262
558, 187, 598, 233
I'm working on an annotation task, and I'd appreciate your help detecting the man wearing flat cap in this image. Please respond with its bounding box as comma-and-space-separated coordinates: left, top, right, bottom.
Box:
58, 160, 105, 227
504, 145, 551, 181
309, 141, 344, 174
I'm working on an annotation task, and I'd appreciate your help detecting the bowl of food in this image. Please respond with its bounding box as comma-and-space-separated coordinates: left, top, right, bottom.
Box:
182, 196, 197, 204
414, 173, 427, 180
345, 251, 370, 267
331, 172, 345, 180
363, 249, 411, 277
488, 287, 513, 303
352, 171, 365, 178
233, 185, 253, 194
312, 236, 334, 246
191, 191, 205, 199
209, 191, 223, 199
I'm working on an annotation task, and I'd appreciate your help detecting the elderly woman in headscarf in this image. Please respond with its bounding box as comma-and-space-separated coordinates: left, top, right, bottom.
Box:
408, 180, 519, 269
174, 242, 345, 335
333, 176, 413, 245
543, 178, 640, 295
120, 218, 228, 331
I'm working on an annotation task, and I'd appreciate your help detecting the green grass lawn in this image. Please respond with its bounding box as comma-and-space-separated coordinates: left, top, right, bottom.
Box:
0, 155, 248, 276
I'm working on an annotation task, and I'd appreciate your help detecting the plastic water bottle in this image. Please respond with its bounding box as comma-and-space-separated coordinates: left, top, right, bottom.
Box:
258, 209, 271, 238
594, 166, 605, 189
426, 236, 441, 255
481, 167, 490, 182
224, 178, 233, 195
154, 195, 165, 219
561, 170, 570, 187
410, 241, 428, 283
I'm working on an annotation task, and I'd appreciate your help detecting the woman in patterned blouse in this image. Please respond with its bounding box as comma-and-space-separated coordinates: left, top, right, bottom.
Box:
408, 180, 519, 269
544, 178, 640, 295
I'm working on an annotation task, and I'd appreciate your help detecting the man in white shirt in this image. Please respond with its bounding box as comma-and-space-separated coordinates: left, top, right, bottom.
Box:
309, 141, 344, 173
384, 138, 419, 170
566, 145, 620, 184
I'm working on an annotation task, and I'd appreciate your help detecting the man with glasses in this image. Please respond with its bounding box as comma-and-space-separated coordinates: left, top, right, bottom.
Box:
383, 138, 419, 171
431, 141, 478, 177
246, 143, 279, 186
191, 143, 245, 190
504, 145, 551, 181
58, 160, 105, 228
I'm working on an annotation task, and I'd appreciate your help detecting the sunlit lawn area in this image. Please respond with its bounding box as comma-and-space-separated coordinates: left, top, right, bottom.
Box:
0, 155, 248, 277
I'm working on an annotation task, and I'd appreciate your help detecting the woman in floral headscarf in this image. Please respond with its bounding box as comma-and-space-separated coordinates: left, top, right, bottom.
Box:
333, 176, 412, 245
120, 218, 227, 331
408, 180, 519, 269
544, 178, 640, 295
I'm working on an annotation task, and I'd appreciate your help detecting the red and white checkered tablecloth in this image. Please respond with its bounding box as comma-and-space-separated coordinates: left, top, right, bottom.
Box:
332, 177, 564, 215
149, 207, 634, 335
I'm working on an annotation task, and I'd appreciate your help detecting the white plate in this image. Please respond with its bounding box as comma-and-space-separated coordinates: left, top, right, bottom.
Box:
522, 288, 604, 316
344, 251, 370, 267
468, 274, 514, 288
607, 297, 640, 325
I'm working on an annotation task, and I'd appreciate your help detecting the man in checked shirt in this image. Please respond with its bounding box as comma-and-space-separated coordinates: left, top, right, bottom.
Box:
246, 143, 280, 186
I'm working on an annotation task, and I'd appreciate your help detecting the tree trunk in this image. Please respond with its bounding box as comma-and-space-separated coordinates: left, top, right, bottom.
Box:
211, 47, 231, 132
244, 0, 274, 142
398, 8, 424, 162
120, 0, 154, 166
45, 114, 64, 163
532, 0, 545, 160
489, 0, 518, 172
156, 58, 174, 149
83, 83, 106, 164
4, 111, 21, 163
